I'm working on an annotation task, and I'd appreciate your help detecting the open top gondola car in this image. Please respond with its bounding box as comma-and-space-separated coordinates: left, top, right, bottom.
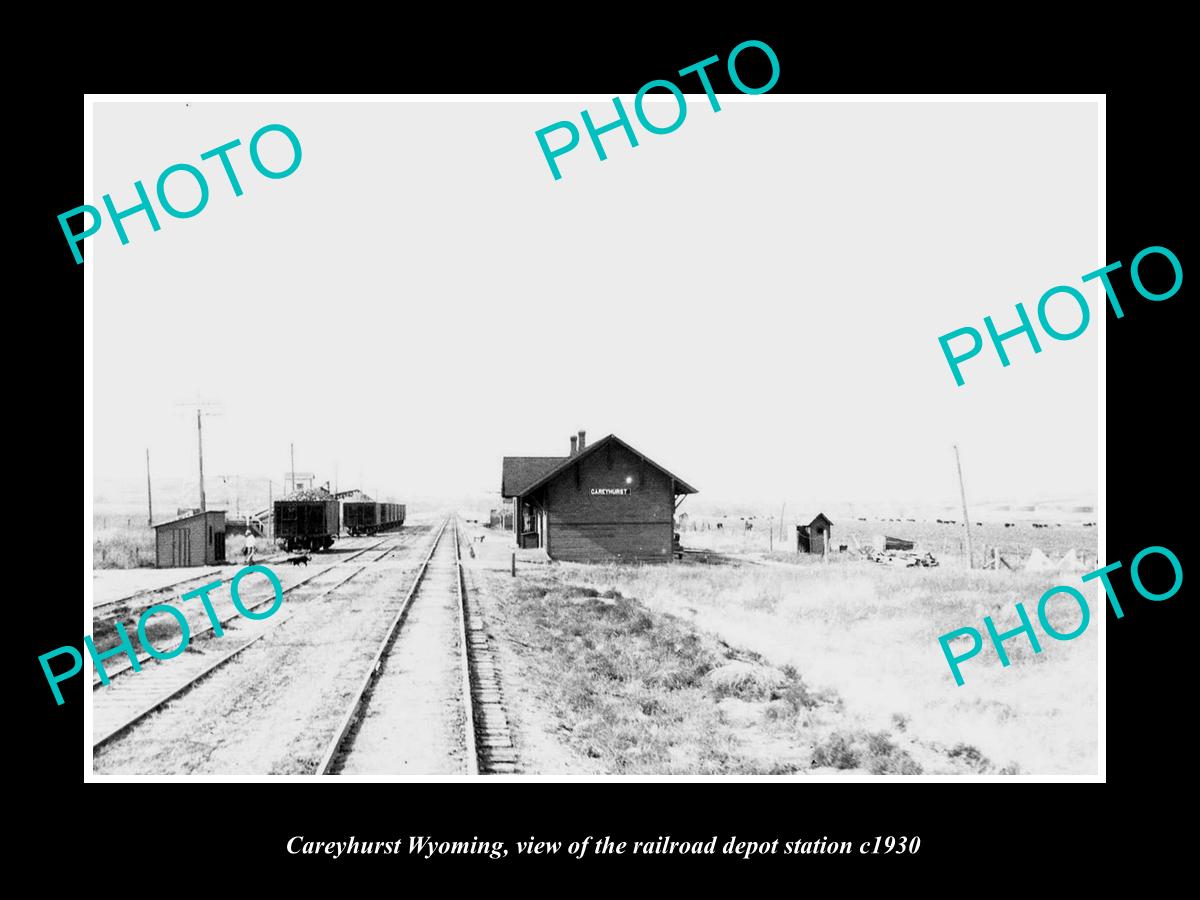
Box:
274, 498, 340, 551
343, 501, 406, 535
344, 501, 380, 536
383, 503, 406, 529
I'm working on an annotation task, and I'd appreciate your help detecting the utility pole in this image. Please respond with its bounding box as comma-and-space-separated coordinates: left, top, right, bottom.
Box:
197, 409, 207, 512
290, 442, 296, 494
174, 400, 220, 513
145, 448, 153, 526
954, 444, 974, 569
268, 480, 273, 540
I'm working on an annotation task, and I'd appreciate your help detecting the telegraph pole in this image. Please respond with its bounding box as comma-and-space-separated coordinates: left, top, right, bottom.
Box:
954, 444, 974, 569
145, 448, 153, 526
290, 442, 296, 494
174, 400, 220, 513
197, 409, 207, 512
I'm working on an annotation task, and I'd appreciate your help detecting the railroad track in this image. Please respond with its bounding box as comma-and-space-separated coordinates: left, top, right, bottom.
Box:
458, 522, 518, 774
91, 537, 395, 686
92, 568, 225, 618
318, 516, 516, 775
91, 543, 369, 618
91, 533, 418, 751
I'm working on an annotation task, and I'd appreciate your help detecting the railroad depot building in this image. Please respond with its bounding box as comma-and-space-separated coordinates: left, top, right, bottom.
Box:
153, 509, 226, 568
501, 431, 697, 563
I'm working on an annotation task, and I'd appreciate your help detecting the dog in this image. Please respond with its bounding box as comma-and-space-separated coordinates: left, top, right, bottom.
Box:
286, 553, 311, 566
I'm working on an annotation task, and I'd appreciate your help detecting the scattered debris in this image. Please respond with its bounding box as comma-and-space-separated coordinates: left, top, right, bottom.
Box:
864, 549, 939, 568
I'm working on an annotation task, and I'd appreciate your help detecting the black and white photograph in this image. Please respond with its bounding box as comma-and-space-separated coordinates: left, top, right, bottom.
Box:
79, 91, 1111, 780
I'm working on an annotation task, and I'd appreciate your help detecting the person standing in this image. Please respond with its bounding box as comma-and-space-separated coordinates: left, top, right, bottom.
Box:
244, 529, 257, 563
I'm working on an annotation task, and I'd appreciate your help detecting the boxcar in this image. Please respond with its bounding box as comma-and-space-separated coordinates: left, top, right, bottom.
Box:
274, 500, 339, 551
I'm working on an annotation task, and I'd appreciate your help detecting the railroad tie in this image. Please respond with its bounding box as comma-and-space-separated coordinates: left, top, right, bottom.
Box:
462, 573, 518, 774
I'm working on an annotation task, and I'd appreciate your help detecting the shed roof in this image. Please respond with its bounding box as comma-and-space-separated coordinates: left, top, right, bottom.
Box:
508, 434, 698, 498
153, 509, 226, 530
502, 456, 565, 498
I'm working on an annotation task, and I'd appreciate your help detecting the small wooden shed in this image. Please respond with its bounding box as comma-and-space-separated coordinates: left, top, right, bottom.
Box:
797, 513, 833, 555
154, 510, 226, 568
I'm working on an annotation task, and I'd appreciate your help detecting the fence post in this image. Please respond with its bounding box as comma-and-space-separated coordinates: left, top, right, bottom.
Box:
511, 551, 516, 577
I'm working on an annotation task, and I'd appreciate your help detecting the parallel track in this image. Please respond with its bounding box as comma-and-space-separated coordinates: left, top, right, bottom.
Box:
319, 516, 512, 775
92, 550, 299, 617
93, 517, 515, 775
92, 569, 224, 617
317, 519, 460, 773
92, 535, 412, 750
92, 538, 391, 687
457, 522, 518, 774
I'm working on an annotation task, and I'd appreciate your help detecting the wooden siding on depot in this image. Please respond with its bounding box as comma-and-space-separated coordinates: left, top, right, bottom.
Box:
541, 440, 676, 562
549, 522, 673, 562
543, 442, 675, 526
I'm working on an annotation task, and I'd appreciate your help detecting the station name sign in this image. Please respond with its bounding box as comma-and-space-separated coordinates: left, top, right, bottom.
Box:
591, 488, 630, 496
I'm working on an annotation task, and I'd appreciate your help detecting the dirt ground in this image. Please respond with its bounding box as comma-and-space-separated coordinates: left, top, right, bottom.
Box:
338, 526, 468, 776
92, 527, 434, 775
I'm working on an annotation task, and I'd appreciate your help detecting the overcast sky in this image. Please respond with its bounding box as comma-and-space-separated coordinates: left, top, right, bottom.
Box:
91, 99, 1098, 508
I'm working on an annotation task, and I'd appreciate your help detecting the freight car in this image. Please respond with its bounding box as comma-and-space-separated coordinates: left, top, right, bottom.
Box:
382, 502, 406, 531
343, 502, 379, 536
343, 501, 406, 536
273, 499, 340, 551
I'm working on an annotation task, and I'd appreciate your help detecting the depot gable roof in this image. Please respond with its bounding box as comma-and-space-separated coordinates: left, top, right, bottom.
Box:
510, 434, 698, 498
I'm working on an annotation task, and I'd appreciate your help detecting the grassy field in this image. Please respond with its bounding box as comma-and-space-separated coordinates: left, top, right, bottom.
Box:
93, 517, 156, 569
682, 517, 1097, 568
92, 516, 261, 569
469, 544, 1097, 775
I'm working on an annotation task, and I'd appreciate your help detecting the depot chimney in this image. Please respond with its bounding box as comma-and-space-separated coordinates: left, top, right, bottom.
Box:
578, 430, 586, 451
570, 435, 578, 456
